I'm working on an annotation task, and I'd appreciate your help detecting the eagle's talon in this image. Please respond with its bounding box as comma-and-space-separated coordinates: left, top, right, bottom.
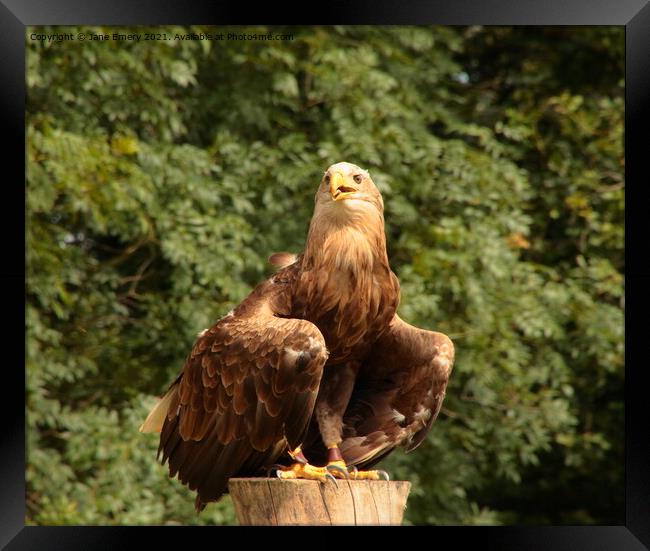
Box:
267, 463, 285, 477
325, 472, 338, 486
347, 468, 391, 480
287, 446, 308, 465
326, 464, 349, 479
273, 461, 342, 485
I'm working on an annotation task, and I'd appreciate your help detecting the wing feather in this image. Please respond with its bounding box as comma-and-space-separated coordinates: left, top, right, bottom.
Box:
152, 277, 328, 508
337, 315, 454, 468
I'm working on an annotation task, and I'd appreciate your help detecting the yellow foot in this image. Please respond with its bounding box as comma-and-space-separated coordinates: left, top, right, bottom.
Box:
275, 462, 338, 485
324, 461, 390, 481
350, 467, 390, 481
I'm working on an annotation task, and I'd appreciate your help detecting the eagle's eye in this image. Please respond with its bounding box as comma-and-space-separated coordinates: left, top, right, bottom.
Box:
324, 174, 331, 185
353, 174, 363, 184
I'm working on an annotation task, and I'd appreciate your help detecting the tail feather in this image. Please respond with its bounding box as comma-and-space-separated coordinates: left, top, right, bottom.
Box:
139, 387, 177, 433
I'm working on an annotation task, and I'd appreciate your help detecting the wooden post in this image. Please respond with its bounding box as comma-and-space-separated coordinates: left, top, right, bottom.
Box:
228, 478, 411, 526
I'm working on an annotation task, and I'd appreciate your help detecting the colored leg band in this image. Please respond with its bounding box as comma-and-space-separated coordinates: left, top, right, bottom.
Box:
327, 446, 344, 462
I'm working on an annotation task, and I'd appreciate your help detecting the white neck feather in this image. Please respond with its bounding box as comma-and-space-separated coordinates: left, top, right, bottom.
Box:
303, 201, 388, 275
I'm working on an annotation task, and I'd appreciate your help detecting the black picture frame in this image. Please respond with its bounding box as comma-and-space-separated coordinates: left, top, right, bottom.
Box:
7, 1, 648, 548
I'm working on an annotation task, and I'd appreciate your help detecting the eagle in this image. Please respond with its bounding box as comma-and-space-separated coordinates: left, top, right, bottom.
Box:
140, 162, 455, 511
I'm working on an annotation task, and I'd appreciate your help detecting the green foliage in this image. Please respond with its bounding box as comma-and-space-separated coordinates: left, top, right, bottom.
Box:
27, 25, 623, 525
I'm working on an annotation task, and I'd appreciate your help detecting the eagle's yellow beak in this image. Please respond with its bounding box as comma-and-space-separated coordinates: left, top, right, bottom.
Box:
330, 172, 356, 201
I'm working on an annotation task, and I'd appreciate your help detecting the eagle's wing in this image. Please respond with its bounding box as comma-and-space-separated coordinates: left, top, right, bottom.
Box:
339, 314, 454, 469
147, 282, 328, 509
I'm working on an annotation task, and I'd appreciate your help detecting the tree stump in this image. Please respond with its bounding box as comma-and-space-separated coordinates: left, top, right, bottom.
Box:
228, 478, 411, 526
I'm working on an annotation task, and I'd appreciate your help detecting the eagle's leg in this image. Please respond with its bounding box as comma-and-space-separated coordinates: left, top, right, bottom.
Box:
274, 446, 337, 484
324, 445, 389, 480
315, 362, 389, 481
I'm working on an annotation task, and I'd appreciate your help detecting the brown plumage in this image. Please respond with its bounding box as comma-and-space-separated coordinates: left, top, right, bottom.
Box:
140, 161, 455, 511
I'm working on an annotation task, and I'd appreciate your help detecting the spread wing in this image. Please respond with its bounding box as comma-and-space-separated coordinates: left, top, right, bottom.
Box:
149, 280, 328, 509
338, 314, 454, 469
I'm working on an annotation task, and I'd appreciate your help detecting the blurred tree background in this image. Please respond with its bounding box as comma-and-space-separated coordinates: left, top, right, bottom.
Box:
26, 25, 624, 525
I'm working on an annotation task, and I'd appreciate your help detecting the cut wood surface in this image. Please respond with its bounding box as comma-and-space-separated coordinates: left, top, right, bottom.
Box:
228, 478, 411, 526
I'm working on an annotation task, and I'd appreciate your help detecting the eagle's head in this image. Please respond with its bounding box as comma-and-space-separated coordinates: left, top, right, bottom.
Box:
314, 162, 384, 219
305, 162, 388, 272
